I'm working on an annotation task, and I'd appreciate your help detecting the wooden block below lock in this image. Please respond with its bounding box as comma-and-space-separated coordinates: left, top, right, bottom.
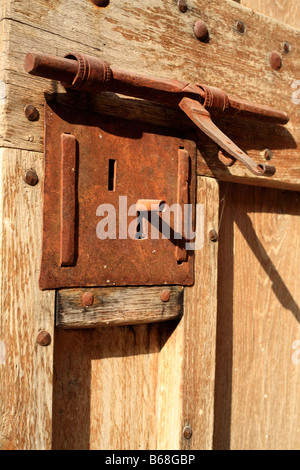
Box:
56, 286, 184, 329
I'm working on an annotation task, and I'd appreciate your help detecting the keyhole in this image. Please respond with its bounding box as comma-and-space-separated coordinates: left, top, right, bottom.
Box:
108, 159, 116, 191
136, 212, 146, 239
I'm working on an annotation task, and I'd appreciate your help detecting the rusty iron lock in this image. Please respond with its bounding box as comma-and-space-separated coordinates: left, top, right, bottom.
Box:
23, 52, 290, 290
35, 101, 196, 289
24, 51, 289, 176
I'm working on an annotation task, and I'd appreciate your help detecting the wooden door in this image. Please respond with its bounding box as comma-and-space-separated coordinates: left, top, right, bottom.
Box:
0, 0, 300, 450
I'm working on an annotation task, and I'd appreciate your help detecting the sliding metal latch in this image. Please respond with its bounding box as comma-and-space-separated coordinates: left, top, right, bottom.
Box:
24, 52, 289, 177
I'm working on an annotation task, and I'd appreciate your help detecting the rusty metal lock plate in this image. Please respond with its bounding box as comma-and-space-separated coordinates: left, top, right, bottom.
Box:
39, 102, 196, 289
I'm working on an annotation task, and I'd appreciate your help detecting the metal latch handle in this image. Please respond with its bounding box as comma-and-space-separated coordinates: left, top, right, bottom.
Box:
24, 52, 289, 177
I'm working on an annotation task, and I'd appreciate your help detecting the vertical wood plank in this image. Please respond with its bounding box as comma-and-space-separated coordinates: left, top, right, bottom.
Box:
52, 325, 162, 450
180, 176, 219, 450
156, 319, 185, 449
214, 183, 300, 450
0, 149, 55, 450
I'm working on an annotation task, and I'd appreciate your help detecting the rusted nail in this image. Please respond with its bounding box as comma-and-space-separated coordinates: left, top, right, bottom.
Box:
24, 169, 38, 186
91, 0, 109, 6
82, 292, 94, 306
236, 20, 245, 34
183, 426, 192, 440
283, 42, 291, 54
209, 229, 218, 242
24, 104, 39, 121
194, 20, 209, 42
37, 330, 51, 346
178, 0, 188, 13
161, 290, 171, 302
263, 149, 273, 161
270, 51, 282, 71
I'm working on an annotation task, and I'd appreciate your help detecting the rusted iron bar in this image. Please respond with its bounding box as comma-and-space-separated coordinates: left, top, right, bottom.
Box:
24, 52, 205, 107
60, 133, 76, 267
25, 53, 78, 83
24, 51, 289, 176
24, 52, 289, 124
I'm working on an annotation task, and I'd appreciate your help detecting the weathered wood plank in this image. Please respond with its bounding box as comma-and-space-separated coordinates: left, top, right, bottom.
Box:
156, 319, 185, 449
56, 286, 184, 328
152, 177, 219, 450
0, 148, 55, 450
52, 324, 162, 450
214, 182, 300, 450
0, 1, 300, 189
180, 176, 219, 450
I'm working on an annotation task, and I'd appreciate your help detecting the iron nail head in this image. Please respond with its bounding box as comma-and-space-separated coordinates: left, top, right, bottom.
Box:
161, 290, 171, 302
283, 42, 291, 53
183, 426, 192, 440
24, 104, 39, 121
236, 20, 245, 34
270, 51, 282, 71
24, 169, 38, 186
209, 229, 218, 242
194, 20, 209, 42
82, 292, 94, 306
263, 149, 273, 161
178, 0, 188, 13
37, 330, 51, 346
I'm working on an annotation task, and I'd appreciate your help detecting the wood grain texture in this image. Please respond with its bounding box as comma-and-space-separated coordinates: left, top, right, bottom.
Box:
56, 286, 184, 328
180, 176, 219, 450
0, 1, 299, 189
0, 0, 220, 450
0, 149, 55, 450
238, 0, 300, 29
2, 0, 300, 451
214, 183, 300, 450
52, 176, 219, 450
52, 324, 162, 450
155, 178, 219, 450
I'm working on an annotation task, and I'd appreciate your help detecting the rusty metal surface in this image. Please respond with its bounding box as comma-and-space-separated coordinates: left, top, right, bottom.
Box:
60, 133, 77, 267
24, 52, 289, 177
24, 52, 289, 124
193, 19, 209, 42
270, 51, 283, 71
39, 102, 196, 290
23, 168, 39, 186
24, 104, 39, 122
36, 330, 51, 347
179, 97, 276, 176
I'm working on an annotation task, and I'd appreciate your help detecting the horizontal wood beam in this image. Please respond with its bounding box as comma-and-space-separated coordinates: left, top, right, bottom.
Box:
0, 0, 299, 190
56, 286, 184, 328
